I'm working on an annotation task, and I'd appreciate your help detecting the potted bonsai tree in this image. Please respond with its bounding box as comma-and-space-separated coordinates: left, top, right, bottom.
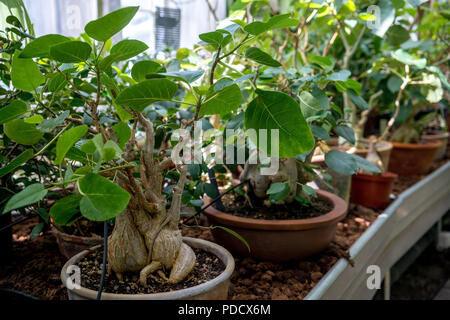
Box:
1, 6, 241, 299
378, 50, 445, 175
197, 4, 381, 261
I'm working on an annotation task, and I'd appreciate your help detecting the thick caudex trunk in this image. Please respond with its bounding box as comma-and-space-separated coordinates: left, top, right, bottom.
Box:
240, 150, 316, 204
107, 114, 195, 285
108, 202, 195, 285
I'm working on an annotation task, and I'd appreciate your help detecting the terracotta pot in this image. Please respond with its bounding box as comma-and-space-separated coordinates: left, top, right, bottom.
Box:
421, 132, 449, 160
203, 190, 348, 261
388, 140, 442, 175
350, 172, 398, 209
52, 227, 103, 259
61, 237, 234, 300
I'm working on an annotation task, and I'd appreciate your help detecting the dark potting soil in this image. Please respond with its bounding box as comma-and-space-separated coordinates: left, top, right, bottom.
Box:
77, 248, 225, 295
221, 193, 333, 220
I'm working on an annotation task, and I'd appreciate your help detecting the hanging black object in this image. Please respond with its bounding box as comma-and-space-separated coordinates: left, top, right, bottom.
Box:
155, 6, 181, 52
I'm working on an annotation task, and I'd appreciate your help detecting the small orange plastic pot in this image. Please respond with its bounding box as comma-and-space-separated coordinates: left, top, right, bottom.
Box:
350, 172, 398, 209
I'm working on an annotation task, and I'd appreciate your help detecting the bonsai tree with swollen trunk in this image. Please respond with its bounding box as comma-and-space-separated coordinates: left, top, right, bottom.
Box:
0, 6, 207, 285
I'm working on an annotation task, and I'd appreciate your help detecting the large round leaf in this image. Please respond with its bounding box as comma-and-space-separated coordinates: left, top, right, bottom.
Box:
115, 79, 177, 111
50, 41, 92, 63
19, 34, 70, 58
244, 90, 314, 158
78, 173, 131, 221
199, 84, 242, 116
55, 125, 88, 165
11, 54, 45, 91
131, 61, 165, 82
84, 6, 139, 41
4, 119, 44, 145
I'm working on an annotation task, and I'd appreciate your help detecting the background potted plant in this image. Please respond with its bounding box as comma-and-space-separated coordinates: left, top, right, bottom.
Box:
196, 4, 381, 261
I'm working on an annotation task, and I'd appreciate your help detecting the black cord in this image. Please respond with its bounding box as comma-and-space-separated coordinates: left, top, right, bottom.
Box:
97, 221, 108, 300
0, 214, 37, 233
182, 179, 250, 225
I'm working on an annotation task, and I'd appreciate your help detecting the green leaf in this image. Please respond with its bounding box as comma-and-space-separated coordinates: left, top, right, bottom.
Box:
302, 185, 317, 198
115, 79, 178, 111
112, 122, 131, 149
426, 66, 450, 90
4, 119, 44, 145
267, 182, 291, 202
24, 115, 43, 124
370, 0, 395, 37
325, 150, 381, 175
244, 14, 299, 35
102, 140, 122, 162
392, 49, 426, 69
131, 61, 164, 82
50, 194, 82, 225
245, 47, 281, 67
78, 173, 131, 221
199, 31, 227, 47
37, 110, 70, 133
80, 140, 96, 154
0, 100, 28, 124
352, 154, 382, 173
48, 73, 68, 92
245, 90, 314, 158
37, 208, 50, 224
327, 70, 351, 82
199, 84, 242, 116
100, 39, 148, 69
311, 86, 330, 109
159, 71, 205, 84
386, 25, 410, 46
309, 56, 333, 70
111, 39, 148, 60
325, 150, 358, 175
55, 125, 88, 165
347, 89, 368, 110
310, 125, 330, 141
50, 41, 92, 63
334, 125, 355, 144
0, 149, 34, 178
299, 91, 324, 118
2, 183, 48, 214
30, 222, 45, 240
19, 34, 70, 58
387, 75, 402, 93
11, 54, 45, 91
213, 226, 250, 252
84, 6, 139, 41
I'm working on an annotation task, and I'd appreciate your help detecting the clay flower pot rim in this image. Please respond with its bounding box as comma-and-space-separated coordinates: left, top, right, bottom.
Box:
203, 189, 347, 231
60, 237, 234, 300
352, 172, 398, 182
312, 140, 393, 163
390, 140, 443, 150
52, 227, 103, 242
422, 132, 450, 139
